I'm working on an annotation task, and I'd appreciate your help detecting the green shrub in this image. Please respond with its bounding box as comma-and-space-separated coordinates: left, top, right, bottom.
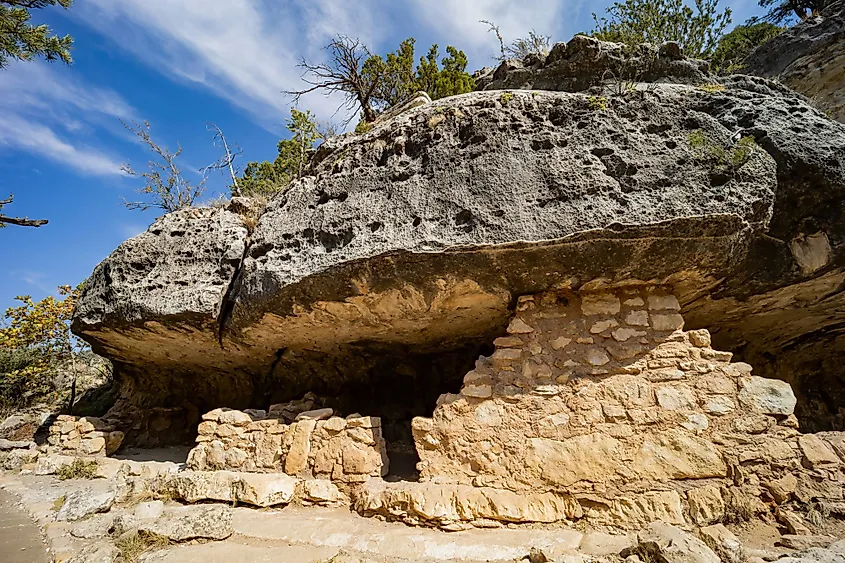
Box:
710, 22, 786, 75
688, 129, 756, 170
499, 91, 514, 105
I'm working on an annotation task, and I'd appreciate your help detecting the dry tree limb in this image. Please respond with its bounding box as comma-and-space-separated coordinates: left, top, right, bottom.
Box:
0, 195, 48, 228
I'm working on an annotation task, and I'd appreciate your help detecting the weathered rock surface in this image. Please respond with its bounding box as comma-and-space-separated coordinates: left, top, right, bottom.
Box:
773, 538, 845, 563
66, 543, 121, 563
634, 522, 720, 563
475, 35, 709, 92
72, 36, 845, 446
355, 479, 582, 527
134, 505, 233, 542
163, 470, 298, 507
697, 524, 744, 563
56, 488, 115, 522
745, 0, 845, 123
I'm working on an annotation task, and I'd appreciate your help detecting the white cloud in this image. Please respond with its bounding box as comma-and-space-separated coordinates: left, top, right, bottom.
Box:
0, 61, 136, 124
0, 61, 133, 177
0, 115, 123, 177
74, 0, 391, 127
408, 0, 585, 60
10, 270, 57, 297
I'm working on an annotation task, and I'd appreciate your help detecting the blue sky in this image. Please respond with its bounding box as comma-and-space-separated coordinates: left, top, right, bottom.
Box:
0, 0, 765, 313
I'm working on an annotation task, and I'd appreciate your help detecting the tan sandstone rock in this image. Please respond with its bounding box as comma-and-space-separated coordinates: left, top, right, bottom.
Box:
798, 434, 841, 468
356, 480, 582, 526
166, 470, 299, 507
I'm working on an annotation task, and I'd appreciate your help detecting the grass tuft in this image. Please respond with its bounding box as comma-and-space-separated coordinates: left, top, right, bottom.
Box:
57, 459, 99, 480
51, 494, 66, 512
116, 531, 170, 563
698, 83, 726, 93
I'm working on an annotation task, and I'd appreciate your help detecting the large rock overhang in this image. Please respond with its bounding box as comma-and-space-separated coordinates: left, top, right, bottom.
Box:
71, 81, 845, 434
224, 88, 777, 360
226, 216, 752, 357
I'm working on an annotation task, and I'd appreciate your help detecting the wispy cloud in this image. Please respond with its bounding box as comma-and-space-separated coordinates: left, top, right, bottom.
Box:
408, 0, 577, 58
0, 115, 123, 176
75, 0, 391, 127
9, 270, 57, 297
0, 61, 134, 177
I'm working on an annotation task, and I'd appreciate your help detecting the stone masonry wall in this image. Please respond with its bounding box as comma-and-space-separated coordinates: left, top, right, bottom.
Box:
47, 415, 124, 457
187, 408, 388, 484
407, 286, 845, 527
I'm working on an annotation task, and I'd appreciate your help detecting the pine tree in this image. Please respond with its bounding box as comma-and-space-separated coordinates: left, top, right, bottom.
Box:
0, 0, 73, 69
238, 108, 322, 198
290, 36, 474, 124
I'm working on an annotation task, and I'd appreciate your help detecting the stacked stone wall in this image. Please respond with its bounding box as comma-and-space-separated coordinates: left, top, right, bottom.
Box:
402, 286, 845, 528
47, 415, 124, 457
187, 409, 388, 484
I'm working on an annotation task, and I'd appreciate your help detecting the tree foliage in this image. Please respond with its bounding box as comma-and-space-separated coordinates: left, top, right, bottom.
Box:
412, 44, 474, 101
0, 0, 73, 69
0, 194, 47, 228
591, 0, 732, 57
121, 120, 205, 212
754, 0, 833, 23
289, 35, 473, 124
0, 284, 85, 409
237, 108, 322, 198
710, 21, 785, 74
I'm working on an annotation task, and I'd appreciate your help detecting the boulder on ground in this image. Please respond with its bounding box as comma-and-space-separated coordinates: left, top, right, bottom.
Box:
134, 505, 233, 542
165, 470, 298, 508
634, 522, 720, 563
56, 488, 115, 522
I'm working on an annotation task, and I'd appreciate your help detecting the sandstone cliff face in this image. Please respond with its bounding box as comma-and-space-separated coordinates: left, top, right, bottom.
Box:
72, 37, 845, 446
744, 0, 845, 123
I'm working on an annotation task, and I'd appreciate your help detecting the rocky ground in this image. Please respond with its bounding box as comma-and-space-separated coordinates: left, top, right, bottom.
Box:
1, 453, 845, 563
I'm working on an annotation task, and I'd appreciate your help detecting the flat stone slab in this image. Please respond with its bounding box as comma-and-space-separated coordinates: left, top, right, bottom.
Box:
139, 543, 341, 563
232, 506, 586, 562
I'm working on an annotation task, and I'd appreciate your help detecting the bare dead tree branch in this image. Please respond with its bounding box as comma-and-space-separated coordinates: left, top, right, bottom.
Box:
203, 122, 244, 197
284, 35, 380, 124
120, 120, 205, 213
481, 20, 506, 62
0, 194, 48, 228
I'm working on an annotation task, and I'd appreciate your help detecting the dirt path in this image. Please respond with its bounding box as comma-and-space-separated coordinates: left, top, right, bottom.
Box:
0, 488, 49, 563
